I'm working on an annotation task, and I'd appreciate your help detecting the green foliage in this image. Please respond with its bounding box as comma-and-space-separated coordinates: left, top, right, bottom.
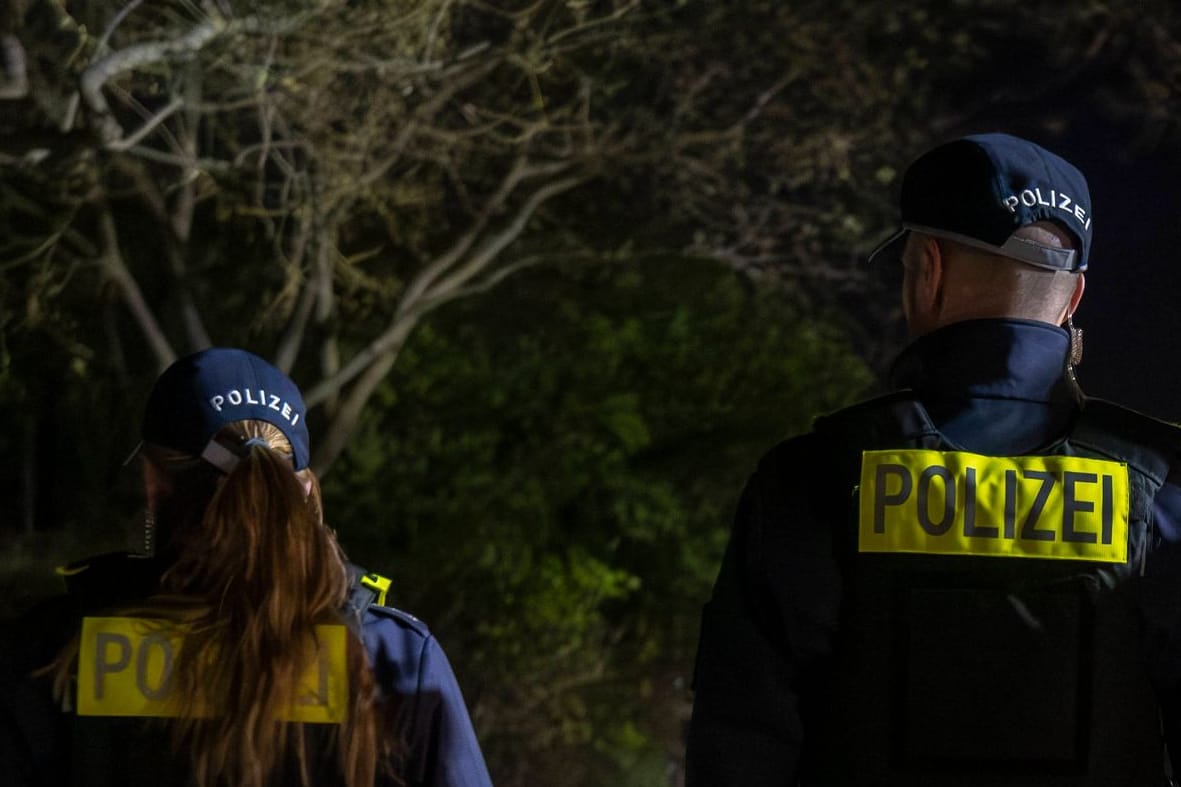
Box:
323, 255, 872, 784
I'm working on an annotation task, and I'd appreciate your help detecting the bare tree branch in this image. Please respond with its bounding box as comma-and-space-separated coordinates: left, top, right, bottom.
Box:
97, 208, 176, 368
274, 220, 317, 374
111, 157, 212, 350
416, 252, 550, 308
94, 0, 147, 57
396, 154, 535, 308
0, 34, 28, 100
313, 223, 341, 413
80, 16, 228, 145
303, 168, 584, 413
428, 173, 585, 297
106, 98, 185, 151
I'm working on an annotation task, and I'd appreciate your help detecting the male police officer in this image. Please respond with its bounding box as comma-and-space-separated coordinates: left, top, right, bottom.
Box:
685, 133, 1181, 786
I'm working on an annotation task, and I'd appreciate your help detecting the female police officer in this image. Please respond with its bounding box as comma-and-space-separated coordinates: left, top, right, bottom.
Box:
0, 348, 492, 787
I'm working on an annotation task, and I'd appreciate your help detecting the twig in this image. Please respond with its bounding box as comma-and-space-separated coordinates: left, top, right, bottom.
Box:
107, 98, 185, 151
0, 35, 28, 100
80, 16, 228, 145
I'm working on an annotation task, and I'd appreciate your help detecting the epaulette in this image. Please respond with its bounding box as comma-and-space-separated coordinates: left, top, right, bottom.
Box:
363, 602, 429, 635
1071, 398, 1181, 486
56, 551, 165, 608
812, 390, 941, 451
343, 562, 393, 624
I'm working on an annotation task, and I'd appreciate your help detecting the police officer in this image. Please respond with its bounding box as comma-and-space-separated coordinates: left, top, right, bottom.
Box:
685, 134, 1181, 786
0, 348, 493, 787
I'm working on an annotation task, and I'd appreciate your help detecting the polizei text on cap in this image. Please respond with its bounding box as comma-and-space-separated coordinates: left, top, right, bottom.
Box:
209, 389, 301, 425
1001, 187, 1092, 232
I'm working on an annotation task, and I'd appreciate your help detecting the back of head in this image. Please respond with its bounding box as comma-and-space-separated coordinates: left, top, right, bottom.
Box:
139, 348, 311, 553
920, 221, 1083, 325
871, 132, 1092, 332
141, 346, 311, 473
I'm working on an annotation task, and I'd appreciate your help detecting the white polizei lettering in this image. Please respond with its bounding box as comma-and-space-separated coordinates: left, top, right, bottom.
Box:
211, 387, 299, 421
999, 189, 1090, 231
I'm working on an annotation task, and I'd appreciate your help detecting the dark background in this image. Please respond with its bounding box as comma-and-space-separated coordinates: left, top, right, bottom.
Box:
1074, 129, 1181, 420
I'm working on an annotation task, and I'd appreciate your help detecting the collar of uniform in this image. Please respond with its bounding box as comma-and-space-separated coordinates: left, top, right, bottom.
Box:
888, 318, 1074, 404
57, 551, 167, 608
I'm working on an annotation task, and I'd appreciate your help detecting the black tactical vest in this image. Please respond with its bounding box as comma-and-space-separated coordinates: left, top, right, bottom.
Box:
42, 557, 393, 786
801, 393, 1179, 787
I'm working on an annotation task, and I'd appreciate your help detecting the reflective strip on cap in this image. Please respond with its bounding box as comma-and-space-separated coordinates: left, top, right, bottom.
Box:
199, 439, 241, 474
904, 223, 1081, 272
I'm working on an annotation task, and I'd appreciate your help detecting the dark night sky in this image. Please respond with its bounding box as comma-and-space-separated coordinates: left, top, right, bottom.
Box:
1060, 122, 1181, 423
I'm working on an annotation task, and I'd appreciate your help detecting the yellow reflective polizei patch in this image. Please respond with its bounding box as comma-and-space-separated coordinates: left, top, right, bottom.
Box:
76, 617, 348, 723
859, 449, 1130, 563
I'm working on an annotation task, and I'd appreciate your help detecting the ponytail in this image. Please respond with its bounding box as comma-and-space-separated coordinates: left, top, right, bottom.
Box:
54, 421, 392, 787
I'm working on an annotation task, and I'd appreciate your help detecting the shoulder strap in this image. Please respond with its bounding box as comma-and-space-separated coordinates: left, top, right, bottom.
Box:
813, 391, 943, 452
58, 552, 165, 611
1071, 398, 1181, 486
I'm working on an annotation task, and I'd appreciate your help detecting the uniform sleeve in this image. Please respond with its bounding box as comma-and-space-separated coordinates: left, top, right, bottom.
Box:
0, 604, 75, 787
685, 436, 842, 787
363, 612, 493, 787
1146, 477, 1181, 776
0, 678, 38, 787
0, 673, 66, 787
407, 636, 493, 787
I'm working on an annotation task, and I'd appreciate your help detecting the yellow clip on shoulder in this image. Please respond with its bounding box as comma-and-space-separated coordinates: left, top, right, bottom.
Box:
360, 573, 392, 607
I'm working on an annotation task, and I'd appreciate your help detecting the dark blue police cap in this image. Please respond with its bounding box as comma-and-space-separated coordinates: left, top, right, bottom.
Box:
870, 133, 1092, 272
141, 348, 310, 471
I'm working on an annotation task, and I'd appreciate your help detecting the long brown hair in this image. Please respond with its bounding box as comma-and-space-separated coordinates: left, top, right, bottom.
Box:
55, 420, 393, 787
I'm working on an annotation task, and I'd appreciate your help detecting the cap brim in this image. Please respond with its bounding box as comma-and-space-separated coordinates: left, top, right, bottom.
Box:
868, 228, 908, 265
122, 440, 144, 467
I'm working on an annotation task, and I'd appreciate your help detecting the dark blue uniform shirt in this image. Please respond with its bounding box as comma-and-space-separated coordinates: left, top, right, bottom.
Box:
362, 605, 493, 787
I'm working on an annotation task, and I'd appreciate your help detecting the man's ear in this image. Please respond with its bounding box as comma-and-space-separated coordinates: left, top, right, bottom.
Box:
916, 234, 946, 315
1067, 273, 1085, 318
